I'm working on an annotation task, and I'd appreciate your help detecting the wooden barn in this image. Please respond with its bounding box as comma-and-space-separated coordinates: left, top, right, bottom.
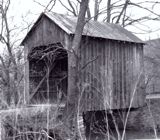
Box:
21, 12, 145, 112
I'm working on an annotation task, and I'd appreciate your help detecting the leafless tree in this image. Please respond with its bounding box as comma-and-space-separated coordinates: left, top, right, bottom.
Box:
0, 0, 24, 107
144, 39, 160, 94
62, 0, 89, 139
43, 0, 160, 34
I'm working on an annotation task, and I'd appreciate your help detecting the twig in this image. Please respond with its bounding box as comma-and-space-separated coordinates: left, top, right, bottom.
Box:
121, 71, 143, 140
80, 55, 99, 70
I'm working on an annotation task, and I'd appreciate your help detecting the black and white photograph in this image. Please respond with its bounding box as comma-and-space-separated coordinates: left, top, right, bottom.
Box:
0, 0, 160, 139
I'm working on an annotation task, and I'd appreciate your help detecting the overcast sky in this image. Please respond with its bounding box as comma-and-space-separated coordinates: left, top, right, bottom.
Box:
8, 0, 160, 42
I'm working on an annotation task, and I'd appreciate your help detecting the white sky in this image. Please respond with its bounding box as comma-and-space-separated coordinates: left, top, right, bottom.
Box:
6, 0, 160, 43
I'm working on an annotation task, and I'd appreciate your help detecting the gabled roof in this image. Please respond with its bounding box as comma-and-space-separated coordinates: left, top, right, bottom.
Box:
21, 12, 143, 45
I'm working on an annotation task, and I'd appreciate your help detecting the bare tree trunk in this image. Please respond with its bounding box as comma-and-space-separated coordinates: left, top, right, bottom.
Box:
87, 7, 91, 19
115, 0, 129, 24
0, 0, 21, 106
107, 0, 111, 23
94, 0, 99, 21
63, 0, 89, 139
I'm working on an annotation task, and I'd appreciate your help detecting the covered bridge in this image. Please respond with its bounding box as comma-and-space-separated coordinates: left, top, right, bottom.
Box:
21, 12, 145, 112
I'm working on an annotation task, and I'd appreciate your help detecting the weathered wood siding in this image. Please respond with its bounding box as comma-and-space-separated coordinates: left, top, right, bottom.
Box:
23, 43, 29, 104
23, 15, 70, 103
79, 37, 145, 111
24, 15, 69, 52
23, 15, 145, 110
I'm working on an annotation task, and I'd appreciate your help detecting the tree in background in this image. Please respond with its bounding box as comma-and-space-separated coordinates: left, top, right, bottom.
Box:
144, 39, 160, 94
0, 0, 160, 139
0, 0, 24, 107
63, 0, 89, 139
39, 0, 160, 34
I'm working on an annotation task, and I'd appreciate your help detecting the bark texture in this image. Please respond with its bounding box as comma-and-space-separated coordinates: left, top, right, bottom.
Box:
63, 0, 89, 138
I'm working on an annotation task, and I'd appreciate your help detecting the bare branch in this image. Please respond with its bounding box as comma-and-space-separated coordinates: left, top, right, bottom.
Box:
115, 0, 129, 24
129, 2, 160, 17
125, 16, 160, 27
33, 0, 46, 8
67, 0, 77, 16
44, 0, 56, 12
58, 0, 77, 16
80, 55, 99, 70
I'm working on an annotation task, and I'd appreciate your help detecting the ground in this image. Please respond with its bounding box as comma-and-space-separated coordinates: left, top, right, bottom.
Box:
1, 99, 160, 140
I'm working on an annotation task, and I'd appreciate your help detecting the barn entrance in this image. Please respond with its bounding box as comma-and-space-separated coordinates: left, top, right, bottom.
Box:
28, 43, 68, 104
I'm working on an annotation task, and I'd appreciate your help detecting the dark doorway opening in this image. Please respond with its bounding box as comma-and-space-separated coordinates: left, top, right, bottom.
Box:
28, 43, 68, 104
